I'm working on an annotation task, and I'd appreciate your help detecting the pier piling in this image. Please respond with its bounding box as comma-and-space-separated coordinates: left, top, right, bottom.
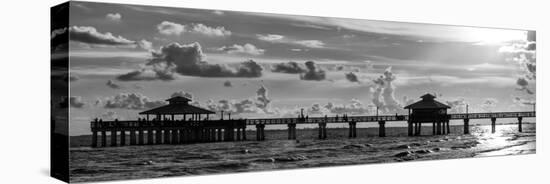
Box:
92, 131, 97, 148
101, 131, 106, 147
446, 120, 450, 134
130, 130, 136, 145
378, 121, 386, 137
518, 117, 523, 132
110, 130, 117, 147
120, 130, 126, 146
463, 119, 470, 134
147, 129, 154, 145
491, 117, 496, 133
407, 121, 413, 136
138, 129, 144, 145
155, 128, 162, 144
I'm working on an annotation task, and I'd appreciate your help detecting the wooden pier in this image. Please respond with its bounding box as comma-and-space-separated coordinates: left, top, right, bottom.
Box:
90, 94, 535, 147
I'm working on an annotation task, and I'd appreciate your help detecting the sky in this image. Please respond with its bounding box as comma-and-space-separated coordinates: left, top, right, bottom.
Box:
56, 1, 536, 135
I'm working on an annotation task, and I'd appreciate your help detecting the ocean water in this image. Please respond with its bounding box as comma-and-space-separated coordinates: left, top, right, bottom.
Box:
69, 124, 535, 183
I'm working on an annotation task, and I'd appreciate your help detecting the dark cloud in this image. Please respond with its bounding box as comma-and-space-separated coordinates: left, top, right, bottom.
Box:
271, 61, 306, 74
147, 42, 263, 78
223, 80, 233, 87
117, 66, 176, 81
345, 72, 359, 83
69, 96, 86, 108
103, 93, 167, 110
106, 80, 121, 89
69, 75, 79, 82
69, 26, 135, 46
300, 61, 326, 81
516, 78, 534, 95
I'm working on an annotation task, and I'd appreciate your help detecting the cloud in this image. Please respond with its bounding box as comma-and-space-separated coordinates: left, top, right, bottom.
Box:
137, 39, 153, 50
513, 96, 535, 107
212, 10, 224, 15
70, 96, 86, 108
300, 61, 326, 81
499, 31, 536, 94
481, 98, 498, 112
224, 80, 233, 87
191, 23, 231, 37
294, 40, 325, 48
147, 42, 263, 78
117, 64, 176, 81
307, 99, 375, 115
446, 98, 467, 113
516, 77, 534, 95
69, 74, 79, 82
106, 13, 121, 21
157, 21, 185, 36
100, 111, 120, 120
217, 43, 265, 55
345, 72, 359, 83
271, 61, 306, 74
204, 85, 273, 115
257, 34, 284, 42
171, 91, 193, 99
103, 93, 167, 110
106, 80, 121, 89
371, 67, 403, 113
69, 26, 135, 46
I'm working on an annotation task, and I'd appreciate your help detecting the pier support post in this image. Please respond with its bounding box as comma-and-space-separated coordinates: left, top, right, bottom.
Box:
256, 124, 265, 141
156, 128, 162, 144
378, 121, 386, 137
437, 122, 441, 135
236, 128, 242, 141
164, 128, 171, 144
446, 120, 450, 134
432, 121, 435, 135
441, 121, 446, 134
147, 129, 154, 145
243, 127, 247, 141
180, 128, 186, 144
172, 129, 178, 144
92, 131, 98, 148
518, 117, 523, 132
110, 130, 117, 147
418, 122, 422, 136
288, 123, 296, 140
130, 130, 136, 145
217, 128, 223, 142
318, 123, 327, 139
463, 119, 470, 134
491, 117, 496, 133
101, 131, 107, 147
408, 121, 413, 136
120, 130, 126, 146
348, 122, 357, 138
138, 129, 144, 145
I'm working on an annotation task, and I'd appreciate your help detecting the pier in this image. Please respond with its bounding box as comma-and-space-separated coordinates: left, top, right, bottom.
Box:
90, 94, 535, 147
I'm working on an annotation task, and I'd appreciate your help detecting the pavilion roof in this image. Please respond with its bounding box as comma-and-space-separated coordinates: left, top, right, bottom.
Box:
404, 93, 451, 109
139, 96, 215, 115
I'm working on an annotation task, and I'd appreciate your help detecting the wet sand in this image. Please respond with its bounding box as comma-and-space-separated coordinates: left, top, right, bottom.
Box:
69, 123, 535, 183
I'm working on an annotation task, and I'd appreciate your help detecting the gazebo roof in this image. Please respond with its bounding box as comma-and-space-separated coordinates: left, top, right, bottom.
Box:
404, 93, 451, 109
139, 96, 215, 115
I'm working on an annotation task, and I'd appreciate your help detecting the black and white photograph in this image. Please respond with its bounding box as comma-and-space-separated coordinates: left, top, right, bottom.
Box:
46, 0, 541, 183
